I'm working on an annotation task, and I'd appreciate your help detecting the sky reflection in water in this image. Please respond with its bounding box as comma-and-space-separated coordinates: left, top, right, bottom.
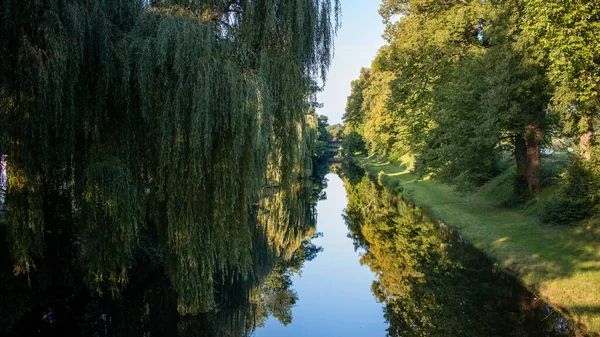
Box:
254, 173, 388, 337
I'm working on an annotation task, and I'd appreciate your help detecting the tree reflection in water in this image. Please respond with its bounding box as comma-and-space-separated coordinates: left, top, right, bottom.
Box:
340, 162, 575, 337
0, 177, 325, 337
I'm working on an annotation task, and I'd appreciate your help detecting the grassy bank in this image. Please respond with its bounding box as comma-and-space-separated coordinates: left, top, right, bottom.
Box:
359, 154, 600, 335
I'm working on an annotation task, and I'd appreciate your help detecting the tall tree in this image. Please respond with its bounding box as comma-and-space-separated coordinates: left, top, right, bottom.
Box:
343, 67, 371, 134
477, 0, 552, 195
347, 0, 553, 194
382, 0, 489, 156
0, 0, 339, 313
523, 0, 600, 160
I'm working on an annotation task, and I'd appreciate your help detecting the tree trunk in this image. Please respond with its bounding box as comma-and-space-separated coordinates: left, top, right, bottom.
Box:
525, 124, 542, 194
580, 113, 594, 160
514, 134, 528, 196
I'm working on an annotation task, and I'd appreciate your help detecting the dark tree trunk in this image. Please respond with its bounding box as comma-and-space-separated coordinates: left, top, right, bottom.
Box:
580, 113, 594, 160
525, 124, 542, 194
514, 133, 528, 196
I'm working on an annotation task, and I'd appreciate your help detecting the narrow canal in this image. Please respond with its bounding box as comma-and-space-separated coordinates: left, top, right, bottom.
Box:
254, 173, 388, 336
2, 170, 578, 336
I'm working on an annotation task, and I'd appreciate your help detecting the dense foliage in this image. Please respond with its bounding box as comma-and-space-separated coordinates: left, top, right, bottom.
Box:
0, 0, 338, 314
344, 0, 599, 221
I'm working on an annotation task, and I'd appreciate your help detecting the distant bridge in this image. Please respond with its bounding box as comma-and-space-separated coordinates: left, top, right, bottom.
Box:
326, 141, 341, 148
328, 157, 344, 163
0, 155, 5, 218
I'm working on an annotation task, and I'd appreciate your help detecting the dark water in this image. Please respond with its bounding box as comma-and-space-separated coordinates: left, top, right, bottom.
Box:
1, 170, 577, 336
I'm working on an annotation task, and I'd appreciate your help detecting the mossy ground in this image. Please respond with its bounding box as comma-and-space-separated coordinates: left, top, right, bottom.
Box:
359, 154, 600, 335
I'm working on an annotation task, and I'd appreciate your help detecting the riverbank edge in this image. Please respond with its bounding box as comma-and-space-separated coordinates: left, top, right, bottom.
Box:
357, 155, 600, 336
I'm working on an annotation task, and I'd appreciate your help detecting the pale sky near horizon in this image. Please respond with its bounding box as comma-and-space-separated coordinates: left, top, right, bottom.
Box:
316, 0, 386, 125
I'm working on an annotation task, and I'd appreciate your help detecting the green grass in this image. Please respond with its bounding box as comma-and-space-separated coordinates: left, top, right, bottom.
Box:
359, 154, 600, 335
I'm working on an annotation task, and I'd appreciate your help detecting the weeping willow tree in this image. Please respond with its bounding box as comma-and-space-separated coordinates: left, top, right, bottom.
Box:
0, 0, 338, 314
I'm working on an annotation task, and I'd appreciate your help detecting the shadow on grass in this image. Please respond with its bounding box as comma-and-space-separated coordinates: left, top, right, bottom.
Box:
571, 305, 600, 316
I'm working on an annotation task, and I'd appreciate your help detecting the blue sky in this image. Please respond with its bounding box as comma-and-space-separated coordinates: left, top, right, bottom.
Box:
316, 0, 386, 124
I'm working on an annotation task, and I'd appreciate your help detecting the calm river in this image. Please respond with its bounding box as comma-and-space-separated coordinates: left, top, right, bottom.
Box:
256, 171, 575, 337
3, 171, 577, 336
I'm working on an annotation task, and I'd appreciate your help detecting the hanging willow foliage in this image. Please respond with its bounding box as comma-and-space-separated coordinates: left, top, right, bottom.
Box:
80, 157, 144, 295
0, 0, 338, 313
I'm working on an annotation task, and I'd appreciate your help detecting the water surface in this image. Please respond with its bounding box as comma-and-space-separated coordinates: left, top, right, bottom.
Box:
1, 169, 578, 337
254, 174, 388, 336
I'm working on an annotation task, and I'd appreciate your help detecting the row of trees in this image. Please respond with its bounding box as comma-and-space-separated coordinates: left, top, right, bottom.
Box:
0, 0, 338, 314
344, 0, 599, 218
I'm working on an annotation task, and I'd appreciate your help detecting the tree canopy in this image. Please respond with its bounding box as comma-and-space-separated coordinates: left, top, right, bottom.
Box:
345, 0, 599, 212
0, 0, 339, 314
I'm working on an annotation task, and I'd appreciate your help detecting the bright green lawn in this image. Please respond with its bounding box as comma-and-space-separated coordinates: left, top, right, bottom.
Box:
359, 154, 600, 335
